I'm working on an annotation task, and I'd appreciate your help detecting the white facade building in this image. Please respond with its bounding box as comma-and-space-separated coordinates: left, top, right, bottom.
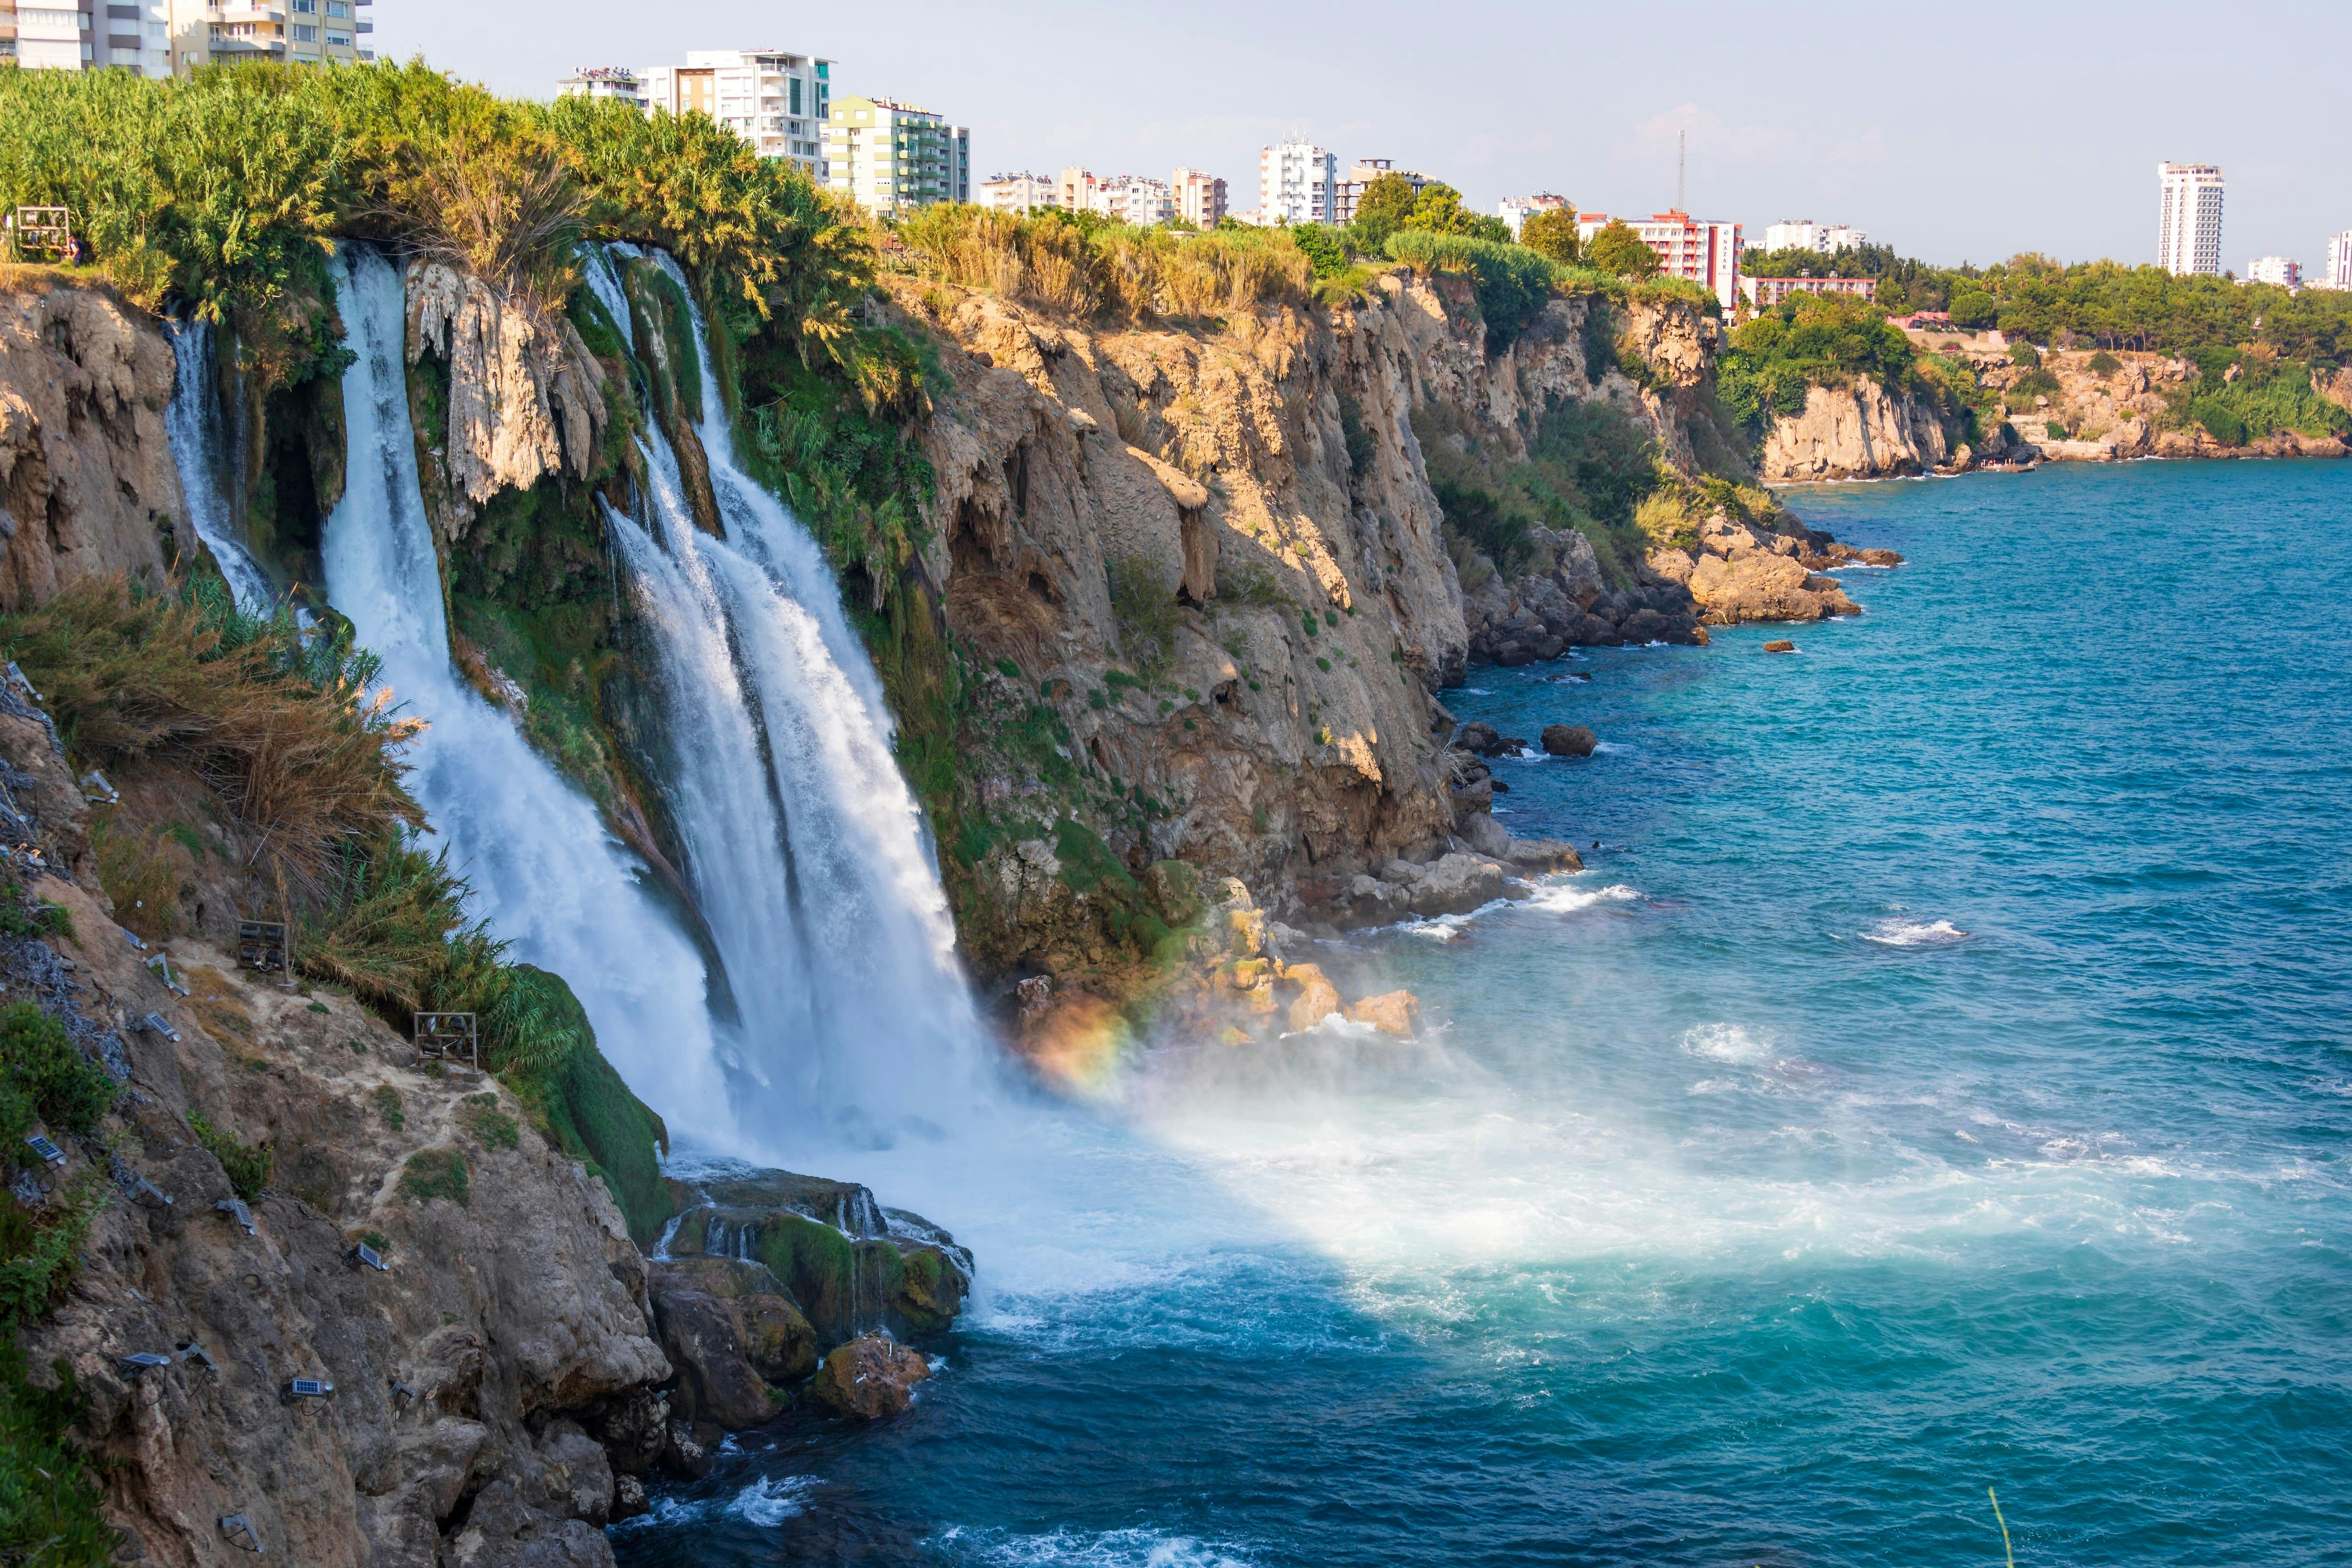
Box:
981, 172, 1059, 214
2328, 231, 2352, 291
2, 0, 373, 74
1761, 219, 1866, 254
1260, 138, 1337, 226
1577, 209, 1744, 312
2245, 256, 2301, 288
1498, 193, 1570, 239
641, 51, 832, 179
2156, 163, 2225, 277
1107, 177, 1172, 227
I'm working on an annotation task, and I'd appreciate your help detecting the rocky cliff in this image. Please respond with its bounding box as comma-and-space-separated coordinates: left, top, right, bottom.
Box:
1757, 375, 1956, 481
0, 273, 183, 611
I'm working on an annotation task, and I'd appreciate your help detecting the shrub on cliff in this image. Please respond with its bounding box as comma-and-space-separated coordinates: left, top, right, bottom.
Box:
1519, 208, 1582, 265
898, 205, 1314, 322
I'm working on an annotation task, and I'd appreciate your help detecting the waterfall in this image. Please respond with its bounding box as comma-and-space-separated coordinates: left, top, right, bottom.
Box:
316, 244, 741, 1144
600, 244, 989, 1150
163, 318, 274, 611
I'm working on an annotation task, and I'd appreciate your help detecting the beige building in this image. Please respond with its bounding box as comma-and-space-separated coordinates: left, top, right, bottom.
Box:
167, 0, 375, 74
1172, 167, 1226, 228
637, 51, 831, 179
826, 96, 969, 216
1334, 158, 1425, 224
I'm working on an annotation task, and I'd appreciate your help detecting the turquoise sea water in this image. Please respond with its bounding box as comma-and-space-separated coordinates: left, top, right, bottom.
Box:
616, 461, 2352, 1566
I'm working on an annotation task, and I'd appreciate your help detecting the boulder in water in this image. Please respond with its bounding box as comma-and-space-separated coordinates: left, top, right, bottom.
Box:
812, 1334, 932, 1420
1541, 724, 1597, 757
1502, 838, 1583, 873
1346, 990, 1422, 1036
1762, 639, 1796, 653
1407, 853, 1506, 917
1282, 962, 1343, 1031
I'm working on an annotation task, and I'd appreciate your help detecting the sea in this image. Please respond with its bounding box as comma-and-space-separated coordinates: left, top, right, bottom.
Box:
614, 459, 2352, 1567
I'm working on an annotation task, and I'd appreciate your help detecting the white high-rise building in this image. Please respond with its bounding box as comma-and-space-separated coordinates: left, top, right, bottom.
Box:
1260, 138, 1337, 226
641, 51, 833, 179
2156, 163, 2225, 277
1761, 219, 1866, 254
2326, 231, 2352, 291
826, 96, 970, 216
981, 172, 1059, 214
2245, 256, 2301, 288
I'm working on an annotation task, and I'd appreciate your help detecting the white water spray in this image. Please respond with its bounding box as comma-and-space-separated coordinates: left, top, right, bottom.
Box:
317, 245, 741, 1145
163, 318, 274, 611
599, 246, 987, 1152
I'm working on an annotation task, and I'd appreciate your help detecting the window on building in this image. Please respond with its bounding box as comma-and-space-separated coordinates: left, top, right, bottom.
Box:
326, 30, 348, 44
326, 0, 348, 11
789, 77, 801, 115
292, 0, 316, 10
292, 22, 315, 38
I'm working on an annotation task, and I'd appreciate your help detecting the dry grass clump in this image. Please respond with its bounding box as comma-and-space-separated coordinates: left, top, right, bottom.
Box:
896, 206, 1313, 323
0, 576, 423, 903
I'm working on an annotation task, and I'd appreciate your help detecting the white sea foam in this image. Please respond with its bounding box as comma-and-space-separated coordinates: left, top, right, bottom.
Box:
729, 1473, 822, 1527
1863, 917, 1971, 947
1522, 881, 1639, 915
1679, 1022, 1774, 1064
938, 1524, 1258, 1567
1591, 740, 1632, 754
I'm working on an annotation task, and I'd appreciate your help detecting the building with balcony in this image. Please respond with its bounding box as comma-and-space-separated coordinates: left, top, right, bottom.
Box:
165, 0, 373, 74
1760, 219, 1866, 255
1738, 274, 1877, 308
1497, 193, 1569, 239
2157, 162, 2225, 277
558, 66, 645, 107
2328, 231, 2352, 291
1260, 138, 1336, 226
1576, 209, 1743, 311
639, 51, 831, 180
1172, 168, 1227, 229
826, 96, 970, 217
1333, 158, 1426, 224
981, 172, 1059, 214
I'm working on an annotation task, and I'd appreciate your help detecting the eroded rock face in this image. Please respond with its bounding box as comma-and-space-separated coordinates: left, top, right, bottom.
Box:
1648, 510, 1878, 626
1760, 376, 1950, 481
0, 278, 181, 611
405, 260, 608, 533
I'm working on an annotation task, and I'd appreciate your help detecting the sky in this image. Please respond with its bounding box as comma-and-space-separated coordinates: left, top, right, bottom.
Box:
385, 0, 2352, 271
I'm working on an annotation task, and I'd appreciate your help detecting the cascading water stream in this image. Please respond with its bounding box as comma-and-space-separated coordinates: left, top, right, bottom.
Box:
597, 243, 991, 1151
162, 317, 274, 611
316, 245, 741, 1144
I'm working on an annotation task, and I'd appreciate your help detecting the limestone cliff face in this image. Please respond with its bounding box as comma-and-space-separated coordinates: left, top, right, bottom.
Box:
0, 277, 183, 611
1759, 377, 1951, 481
405, 261, 610, 534
904, 277, 1470, 960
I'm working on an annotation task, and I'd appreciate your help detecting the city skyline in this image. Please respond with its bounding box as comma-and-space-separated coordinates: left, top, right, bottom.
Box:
377, 0, 2349, 272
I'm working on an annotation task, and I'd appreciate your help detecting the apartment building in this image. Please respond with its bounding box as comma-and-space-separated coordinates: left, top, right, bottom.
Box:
1738, 274, 1877, 308
2328, 231, 2352, 291
826, 96, 970, 216
1497, 193, 1569, 239
169, 0, 373, 74
640, 51, 831, 178
1260, 137, 1337, 226
2157, 162, 2225, 277
1760, 219, 1866, 254
0, 0, 360, 72
1576, 209, 1743, 311
981, 172, 1059, 213
1333, 158, 1425, 224
557, 66, 646, 106
1172, 167, 1227, 228
2245, 255, 2300, 288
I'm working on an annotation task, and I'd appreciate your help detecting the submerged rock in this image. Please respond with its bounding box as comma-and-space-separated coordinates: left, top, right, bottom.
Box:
811, 1335, 933, 1420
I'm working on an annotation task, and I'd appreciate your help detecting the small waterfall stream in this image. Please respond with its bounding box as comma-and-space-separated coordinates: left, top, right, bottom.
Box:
316, 245, 740, 1141
163, 317, 274, 611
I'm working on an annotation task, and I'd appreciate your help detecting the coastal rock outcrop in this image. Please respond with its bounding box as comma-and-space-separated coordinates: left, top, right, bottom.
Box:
1759, 376, 1950, 481
810, 1334, 932, 1420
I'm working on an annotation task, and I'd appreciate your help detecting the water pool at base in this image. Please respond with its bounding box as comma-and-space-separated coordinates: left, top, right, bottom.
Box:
616, 460, 2352, 1567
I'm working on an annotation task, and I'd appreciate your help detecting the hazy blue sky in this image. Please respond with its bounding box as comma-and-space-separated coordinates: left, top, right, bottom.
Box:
387, 0, 2351, 271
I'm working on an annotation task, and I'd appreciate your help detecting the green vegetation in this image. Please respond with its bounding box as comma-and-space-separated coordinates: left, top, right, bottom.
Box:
188, 1112, 272, 1200
0, 1004, 117, 1173
1584, 219, 1661, 281
1718, 291, 1978, 444
459, 1095, 520, 1151
397, 1146, 470, 1207
1518, 207, 1581, 264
